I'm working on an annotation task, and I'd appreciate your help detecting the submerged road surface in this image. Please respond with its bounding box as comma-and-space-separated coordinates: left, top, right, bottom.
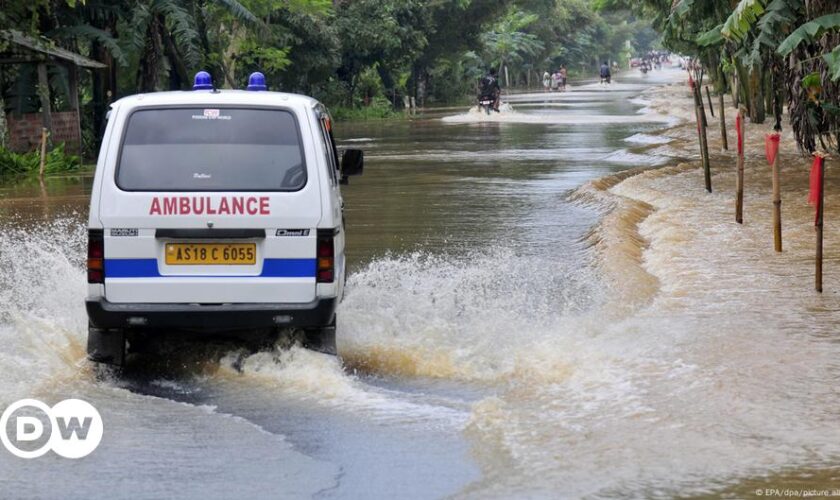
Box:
3, 68, 838, 498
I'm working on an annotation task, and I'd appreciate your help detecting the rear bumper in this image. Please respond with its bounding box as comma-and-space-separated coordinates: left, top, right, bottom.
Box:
86, 297, 336, 331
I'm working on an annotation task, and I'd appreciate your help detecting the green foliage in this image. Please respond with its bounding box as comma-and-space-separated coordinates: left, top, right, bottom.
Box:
0, 0, 661, 145
802, 72, 822, 89
53, 24, 128, 66
777, 13, 840, 56
697, 24, 723, 46
0, 144, 80, 178
213, 0, 260, 24
329, 97, 397, 122
720, 0, 766, 41
481, 9, 544, 73
825, 46, 840, 81
607, 0, 839, 152
238, 40, 291, 74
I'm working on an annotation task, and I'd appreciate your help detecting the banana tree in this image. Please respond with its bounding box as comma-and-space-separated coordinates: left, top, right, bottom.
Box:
481, 9, 544, 87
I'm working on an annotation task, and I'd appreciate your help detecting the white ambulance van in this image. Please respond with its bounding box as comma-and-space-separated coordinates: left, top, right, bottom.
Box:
85, 72, 362, 365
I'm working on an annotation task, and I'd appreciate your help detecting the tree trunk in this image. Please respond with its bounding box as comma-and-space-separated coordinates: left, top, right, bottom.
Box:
0, 98, 6, 148
734, 58, 750, 113
92, 39, 105, 142
749, 65, 765, 124
137, 17, 164, 92
162, 28, 190, 90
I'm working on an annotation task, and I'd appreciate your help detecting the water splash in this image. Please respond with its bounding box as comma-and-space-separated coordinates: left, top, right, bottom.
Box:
0, 217, 89, 404
339, 249, 601, 382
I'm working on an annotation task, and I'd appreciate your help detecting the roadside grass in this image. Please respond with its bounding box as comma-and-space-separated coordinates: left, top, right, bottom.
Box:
0, 143, 82, 180
330, 103, 399, 121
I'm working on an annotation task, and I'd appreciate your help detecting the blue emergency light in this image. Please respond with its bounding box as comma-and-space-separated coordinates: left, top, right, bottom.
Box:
193, 71, 213, 90
247, 72, 267, 91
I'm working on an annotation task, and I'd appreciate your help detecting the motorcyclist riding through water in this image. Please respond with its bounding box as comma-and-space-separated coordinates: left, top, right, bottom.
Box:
600, 61, 611, 85
479, 68, 501, 112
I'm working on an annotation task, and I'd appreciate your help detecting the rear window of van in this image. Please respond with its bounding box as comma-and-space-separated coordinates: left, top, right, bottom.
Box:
116, 107, 306, 191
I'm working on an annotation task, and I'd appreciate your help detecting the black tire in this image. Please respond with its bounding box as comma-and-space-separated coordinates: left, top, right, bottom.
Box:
87, 326, 126, 366
303, 316, 337, 355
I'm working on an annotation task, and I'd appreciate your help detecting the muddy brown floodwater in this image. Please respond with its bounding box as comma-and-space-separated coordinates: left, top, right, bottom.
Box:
1, 68, 839, 499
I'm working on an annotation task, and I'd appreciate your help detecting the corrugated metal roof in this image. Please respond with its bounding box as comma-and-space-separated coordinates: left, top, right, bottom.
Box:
1, 29, 106, 69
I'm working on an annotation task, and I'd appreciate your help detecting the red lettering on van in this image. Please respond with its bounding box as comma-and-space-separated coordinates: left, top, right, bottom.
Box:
193, 197, 205, 215
148, 196, 271, 215
218, 197, 230, 215
163, 197, 177, 214
232, 197, 244, 214
206, 197, 217, 215
149, 198, 161, 215
246, 197, 258, 215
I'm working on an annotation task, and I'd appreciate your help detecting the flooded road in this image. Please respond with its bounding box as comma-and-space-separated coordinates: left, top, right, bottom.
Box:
2, 68, 839, 498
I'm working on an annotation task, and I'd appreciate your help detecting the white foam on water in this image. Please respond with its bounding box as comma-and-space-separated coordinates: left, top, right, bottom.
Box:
0, 218, 89, 405
339, 249, 601, 384
216, 345, 470, 428
623, 133, 673, 145
442, 110, 674, 125
372, 147, 609, 163
602, 149, 670, 166
629, 97, 653, 107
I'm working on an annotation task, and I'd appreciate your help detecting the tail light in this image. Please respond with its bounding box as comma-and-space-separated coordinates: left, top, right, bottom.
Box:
316, 230, 335, 283
88, 229, 104, 283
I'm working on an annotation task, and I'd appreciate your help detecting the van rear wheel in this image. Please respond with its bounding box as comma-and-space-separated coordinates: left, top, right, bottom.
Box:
87, 326, 126, 366
303, 316, 336, 355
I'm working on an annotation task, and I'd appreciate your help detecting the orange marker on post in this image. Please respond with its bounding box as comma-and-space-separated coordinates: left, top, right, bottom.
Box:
765, 133, 782, 252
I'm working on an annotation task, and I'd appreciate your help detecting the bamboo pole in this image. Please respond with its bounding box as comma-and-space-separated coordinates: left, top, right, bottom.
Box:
719, 93, 728, 151
771, 151, 782, 252
735, 108, 745, 224
816, 156, 825, 293
705, 86, 715, 117
694, 84, 712, 193
38, 127, 48, 180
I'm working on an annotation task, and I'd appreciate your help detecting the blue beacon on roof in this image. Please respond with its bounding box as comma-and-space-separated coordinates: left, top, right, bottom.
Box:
192, 70, 213, 90
192, 71, 266, 91
247, 72, 267, 91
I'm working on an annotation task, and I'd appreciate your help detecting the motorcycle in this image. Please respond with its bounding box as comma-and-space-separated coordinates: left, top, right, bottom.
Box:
478, 94, 496, 115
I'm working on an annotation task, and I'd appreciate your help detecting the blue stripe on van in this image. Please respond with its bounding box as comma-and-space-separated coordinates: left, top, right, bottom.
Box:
104, 259, 316, 278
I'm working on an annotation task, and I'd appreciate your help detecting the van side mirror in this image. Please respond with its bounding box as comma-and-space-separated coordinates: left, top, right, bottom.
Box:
341, 149, 364, 177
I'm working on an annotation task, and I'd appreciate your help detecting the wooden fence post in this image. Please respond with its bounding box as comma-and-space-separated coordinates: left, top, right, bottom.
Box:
705, 86, 715, 117
736, 108, 745, 224
719, 93, 728, 151
814, 154, 826, 292
692, 83, 712, 192
39, 127, 48, 180
771, 143, 782, 252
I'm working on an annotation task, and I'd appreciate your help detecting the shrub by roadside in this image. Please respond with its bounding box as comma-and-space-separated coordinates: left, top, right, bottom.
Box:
0, 143, 81, 178
330, 96, 399, 121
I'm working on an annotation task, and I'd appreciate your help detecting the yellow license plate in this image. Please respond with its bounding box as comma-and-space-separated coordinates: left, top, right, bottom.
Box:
165, 243, 256, 265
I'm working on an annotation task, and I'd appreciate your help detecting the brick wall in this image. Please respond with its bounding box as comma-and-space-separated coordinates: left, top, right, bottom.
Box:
6, 112, 81, 153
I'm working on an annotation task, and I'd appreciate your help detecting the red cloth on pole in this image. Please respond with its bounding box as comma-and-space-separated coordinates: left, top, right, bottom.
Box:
765, 133, 780, 166
688, 75, 694, 89
736, 114, 743, 155
809, 155, 825, 225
